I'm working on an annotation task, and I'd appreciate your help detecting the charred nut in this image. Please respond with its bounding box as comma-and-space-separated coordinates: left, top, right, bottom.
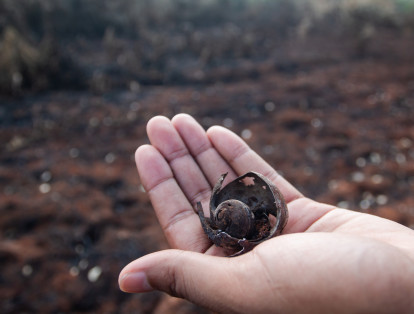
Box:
195, 172, 288, 256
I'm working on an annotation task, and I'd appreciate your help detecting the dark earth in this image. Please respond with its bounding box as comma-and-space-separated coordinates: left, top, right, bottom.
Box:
1, 1, 414, 313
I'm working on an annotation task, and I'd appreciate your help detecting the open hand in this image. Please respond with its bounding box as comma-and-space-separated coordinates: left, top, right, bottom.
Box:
119, 114, 414, 313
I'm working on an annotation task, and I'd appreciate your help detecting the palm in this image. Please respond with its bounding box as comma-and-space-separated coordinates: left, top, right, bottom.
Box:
121, 114, 414, 313
136, 114, 414, 260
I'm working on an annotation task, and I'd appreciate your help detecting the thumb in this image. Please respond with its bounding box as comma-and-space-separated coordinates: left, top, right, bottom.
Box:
118, 249, 255, 312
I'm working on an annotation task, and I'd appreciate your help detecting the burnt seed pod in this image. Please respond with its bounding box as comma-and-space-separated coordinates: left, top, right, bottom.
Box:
195, 172, 288, 256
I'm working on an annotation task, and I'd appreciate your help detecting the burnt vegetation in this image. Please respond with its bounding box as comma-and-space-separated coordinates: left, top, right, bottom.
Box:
1, 0, 414, 95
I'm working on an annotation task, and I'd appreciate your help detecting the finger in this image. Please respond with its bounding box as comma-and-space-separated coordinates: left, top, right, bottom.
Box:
135, 144, 211, 251
171, 113, 238, 185
283, 198, 336, 234
119, 235, 414, 314
205, 126, 336, 233
146, 116, 212, 210
168, 116, 330, 234
207, 125, 303, 203
118, 249, 261, 313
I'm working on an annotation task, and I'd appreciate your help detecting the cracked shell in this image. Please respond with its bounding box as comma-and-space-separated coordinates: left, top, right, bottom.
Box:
195, 171, 288, 256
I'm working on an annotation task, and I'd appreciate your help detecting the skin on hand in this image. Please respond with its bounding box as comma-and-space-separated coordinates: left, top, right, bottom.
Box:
119, 114, 414, 313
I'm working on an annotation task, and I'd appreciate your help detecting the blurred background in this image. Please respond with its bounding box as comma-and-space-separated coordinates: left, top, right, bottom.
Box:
1, 0, 414, 312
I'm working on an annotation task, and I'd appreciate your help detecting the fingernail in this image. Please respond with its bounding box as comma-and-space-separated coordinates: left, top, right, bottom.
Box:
119, 272, 153, 293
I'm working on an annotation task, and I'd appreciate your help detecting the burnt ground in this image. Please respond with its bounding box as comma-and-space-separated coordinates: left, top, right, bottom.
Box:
1, 33, 414, 313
